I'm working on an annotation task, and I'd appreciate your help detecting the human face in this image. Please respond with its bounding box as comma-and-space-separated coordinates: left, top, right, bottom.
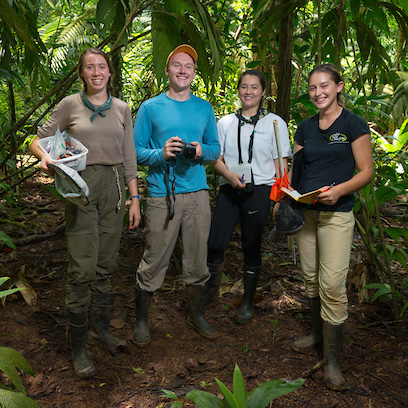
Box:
238, 75, 265, 114
308, 72, 344, 111
80, 53, 111, 96
165, 52, 196, 92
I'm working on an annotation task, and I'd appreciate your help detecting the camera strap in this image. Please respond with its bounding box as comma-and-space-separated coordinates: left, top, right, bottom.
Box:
165, 159, 177, 220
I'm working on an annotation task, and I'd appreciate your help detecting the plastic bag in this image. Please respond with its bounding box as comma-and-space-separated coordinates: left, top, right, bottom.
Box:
51, 127, 67, 160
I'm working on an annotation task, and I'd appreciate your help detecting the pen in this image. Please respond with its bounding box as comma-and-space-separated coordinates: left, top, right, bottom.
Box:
312, 182, 335, 204
239, 174, 244, 195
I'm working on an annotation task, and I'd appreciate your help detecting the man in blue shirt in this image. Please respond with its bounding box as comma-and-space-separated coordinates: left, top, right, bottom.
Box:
133, 44, 220, 345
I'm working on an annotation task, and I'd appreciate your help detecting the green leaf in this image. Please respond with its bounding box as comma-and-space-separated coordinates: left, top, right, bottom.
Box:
232, 364, 246, 407
392, 248, 408, 271
160, 389, 178, 400
185, 389, 227, 407
246, 379, 305, 408
0, 231, 16, 250
215, 377, 237, 407
384, 227, 408, 244
0, 347, 35, 393
151, 5, 183, 86
0, 288, 22, 299
0, 278, 23, 301
401, 301, 408, 317
0, 388, 41, 408
362, 283, 392, 302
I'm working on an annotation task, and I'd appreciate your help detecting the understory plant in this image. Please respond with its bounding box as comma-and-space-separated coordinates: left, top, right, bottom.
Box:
0, 277, 40, 408
162, 364, 305, 408
0, 231, 16, 251
355, 119, 408, 337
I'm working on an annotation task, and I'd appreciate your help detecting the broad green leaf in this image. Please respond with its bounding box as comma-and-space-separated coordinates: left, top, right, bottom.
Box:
151, 5, 183, 86
0, 277, 10, 287
374, 185, 404, 207
0, 288, 22, 299
232, 364, 246, 407
396, 119, 408, 150
246, 379, 305, 408
0, 347, 35, 393
0, 388, 41, 408
362, 283, 394, 303
215, 377, 237, 407
384, 227, 408, 244
0, 231, 16, 250
160, 389, 178, 400
185, 389, 227, 407
363, 283, 391, 291
392, 248, 408, 270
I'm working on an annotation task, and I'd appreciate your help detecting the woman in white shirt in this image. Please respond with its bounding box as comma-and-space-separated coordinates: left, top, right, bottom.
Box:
207, 70, 291, 324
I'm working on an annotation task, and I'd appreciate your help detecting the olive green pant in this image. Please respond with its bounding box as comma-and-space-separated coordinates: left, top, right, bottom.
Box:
65, 165, 125, 313
295, 209, 355, 325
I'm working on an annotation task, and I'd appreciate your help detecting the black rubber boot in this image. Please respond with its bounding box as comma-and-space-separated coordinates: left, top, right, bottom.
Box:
235, 265, 261, 324
292, 297, 323, 352
323, 321, 346, 391
206, 262, 224, 306
88, 292, 126, 350
186, 285, 218, 339
68, 311, 96, 379
132, 285, 153, 347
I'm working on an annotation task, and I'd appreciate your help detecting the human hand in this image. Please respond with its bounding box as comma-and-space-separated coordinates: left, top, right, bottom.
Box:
128, 199, 141, 229
316, 184, 340, 205
41, 156, 55, 176
228, 172, 246, 189
163, 136, 183, 161
190, 141, 202, 159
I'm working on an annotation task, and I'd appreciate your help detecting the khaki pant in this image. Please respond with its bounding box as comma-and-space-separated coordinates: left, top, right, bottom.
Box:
295, 209, 355, 325
137, 190, 211, 292
65, 165, 125, 313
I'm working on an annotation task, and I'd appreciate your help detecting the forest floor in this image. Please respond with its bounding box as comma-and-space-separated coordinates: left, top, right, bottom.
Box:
1, 174, 408, 408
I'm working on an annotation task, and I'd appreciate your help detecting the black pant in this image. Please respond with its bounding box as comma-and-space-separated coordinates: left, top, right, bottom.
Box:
208, 184, 272, 267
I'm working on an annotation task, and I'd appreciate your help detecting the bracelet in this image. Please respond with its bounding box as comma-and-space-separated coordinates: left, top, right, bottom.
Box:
130, 195, 140, 200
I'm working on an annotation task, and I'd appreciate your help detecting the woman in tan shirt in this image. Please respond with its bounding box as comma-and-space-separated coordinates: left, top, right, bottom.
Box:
30, 48, 140, 378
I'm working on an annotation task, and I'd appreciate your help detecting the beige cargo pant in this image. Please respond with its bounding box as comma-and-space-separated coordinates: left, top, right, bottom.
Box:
295, 209, 355, 324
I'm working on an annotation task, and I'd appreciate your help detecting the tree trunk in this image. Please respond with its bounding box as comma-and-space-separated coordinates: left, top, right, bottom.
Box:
275, 3, 293, 123
111, 49, 123, 98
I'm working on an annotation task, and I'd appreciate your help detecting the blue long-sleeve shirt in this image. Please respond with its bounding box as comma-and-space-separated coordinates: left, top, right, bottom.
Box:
134, 93, 220, 197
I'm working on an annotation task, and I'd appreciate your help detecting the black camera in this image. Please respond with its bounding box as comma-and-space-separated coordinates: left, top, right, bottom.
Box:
175, 140, 196, 159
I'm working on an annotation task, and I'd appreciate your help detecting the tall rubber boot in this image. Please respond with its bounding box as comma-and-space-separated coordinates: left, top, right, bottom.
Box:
206, 262, 224, 306
235, 265, 261, 324
88, 292, 126, 350
68, 311, 96, 378
186, 285, 218, 339
292, 297, 323, 352
323, 321, 346, 391
132, 285, 153, 346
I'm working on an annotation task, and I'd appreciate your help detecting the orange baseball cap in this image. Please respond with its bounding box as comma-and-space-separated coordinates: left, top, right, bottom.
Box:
166, 44, 198, 66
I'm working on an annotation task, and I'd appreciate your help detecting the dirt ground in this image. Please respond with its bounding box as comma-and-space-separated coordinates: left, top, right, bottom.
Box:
1, 176, 408, 408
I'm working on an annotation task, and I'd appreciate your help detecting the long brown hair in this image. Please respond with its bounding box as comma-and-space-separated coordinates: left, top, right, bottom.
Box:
308, 63, 343, 106
78, 48, 114, 95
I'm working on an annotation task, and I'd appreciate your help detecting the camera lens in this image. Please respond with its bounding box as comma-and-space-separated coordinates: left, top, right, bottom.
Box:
183, 144, 196, 159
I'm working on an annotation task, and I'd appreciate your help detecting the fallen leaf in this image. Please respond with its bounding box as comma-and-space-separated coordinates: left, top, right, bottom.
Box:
15, 270, 37, 306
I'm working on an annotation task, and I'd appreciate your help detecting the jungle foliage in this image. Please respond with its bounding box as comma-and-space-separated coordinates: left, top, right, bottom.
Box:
0, 0, 407, 331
